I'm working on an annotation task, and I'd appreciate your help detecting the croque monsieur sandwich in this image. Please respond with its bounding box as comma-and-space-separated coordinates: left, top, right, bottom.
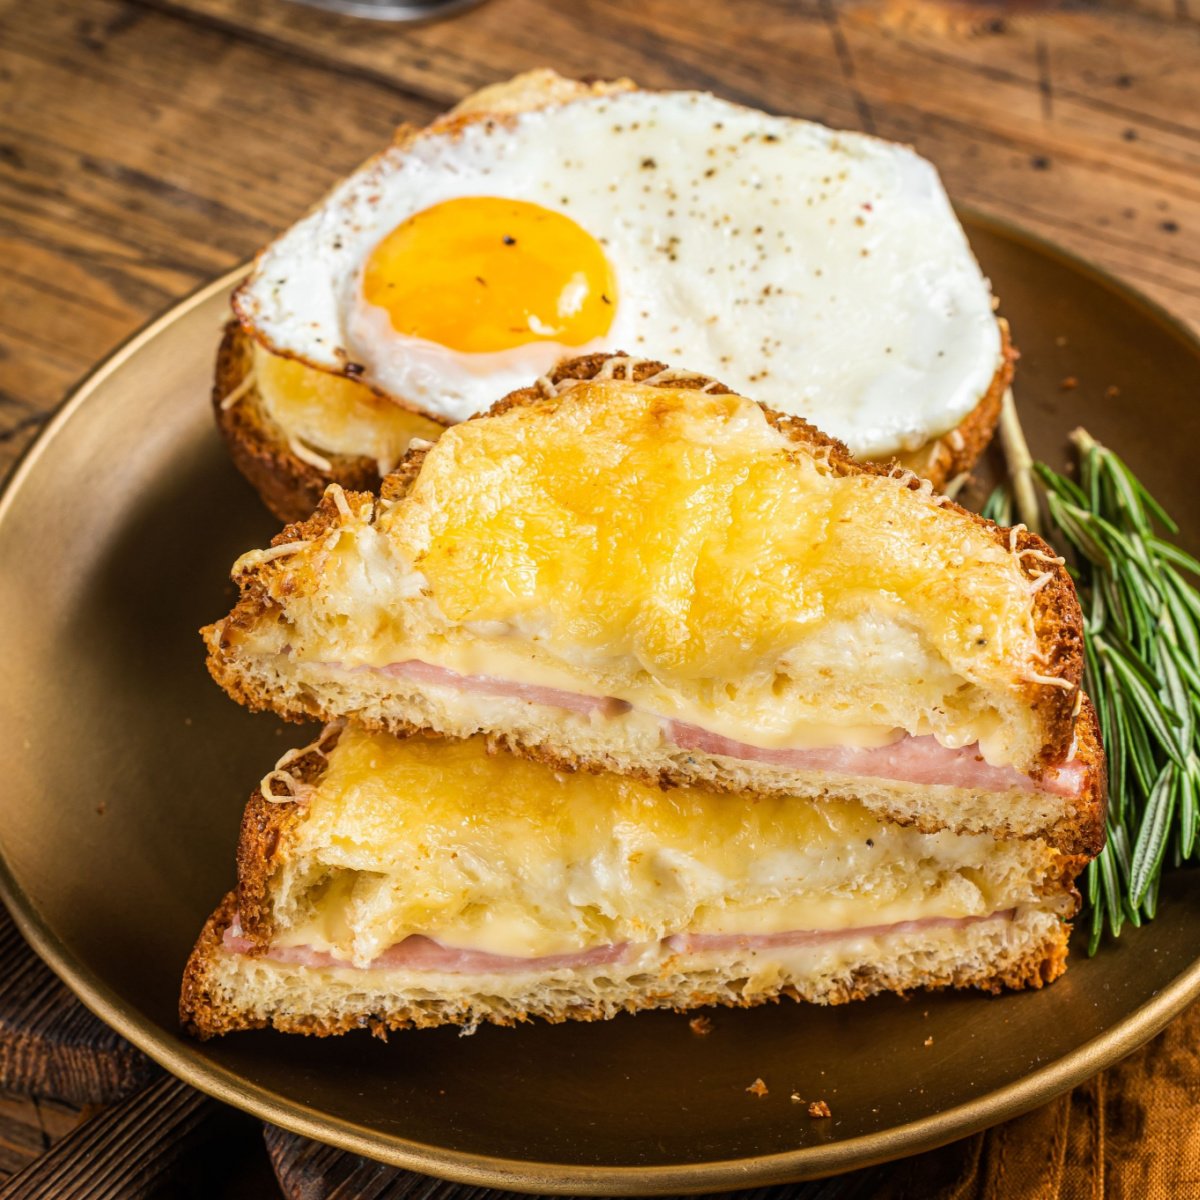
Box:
181, 725, 1094, 1037
204, 355, 1104, 860
218, 69, 1012, 521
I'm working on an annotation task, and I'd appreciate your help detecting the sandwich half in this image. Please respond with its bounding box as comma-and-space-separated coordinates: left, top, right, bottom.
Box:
181, 724, 1090, 1038
204, 355, 1103, 856
219, 69, 1012, 520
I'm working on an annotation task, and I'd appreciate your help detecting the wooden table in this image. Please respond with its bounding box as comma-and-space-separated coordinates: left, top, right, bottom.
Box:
1, 0, 1198, 1194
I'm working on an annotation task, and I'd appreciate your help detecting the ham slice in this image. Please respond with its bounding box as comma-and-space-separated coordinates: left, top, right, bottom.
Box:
663, 909, 1015, 954
223, 910, 1014, 975
667, 719, 1084, 798
381, 660, 632, 718
372, 659, 1083, 797
223, 929, 627, 973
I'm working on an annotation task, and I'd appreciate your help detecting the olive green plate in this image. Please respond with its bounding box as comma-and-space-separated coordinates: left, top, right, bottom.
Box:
1, 215, 1198, 1194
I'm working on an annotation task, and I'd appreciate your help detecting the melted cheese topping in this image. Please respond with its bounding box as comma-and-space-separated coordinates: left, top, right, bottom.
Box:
253, 343, 442, 475
271, 729, 1061, 966
237, 381, 1052, 766
381, 381, 1038, 686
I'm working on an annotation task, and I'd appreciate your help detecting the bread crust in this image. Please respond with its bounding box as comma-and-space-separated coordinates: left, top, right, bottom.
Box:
896, 318, 1013, 489
233, 724, 344, 946
180, 891, 243, 1038
219, 323, 1009, 523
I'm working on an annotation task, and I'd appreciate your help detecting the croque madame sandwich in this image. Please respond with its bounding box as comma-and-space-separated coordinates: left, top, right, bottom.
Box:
218, 69, 1012, 522
203, 355, 1104, 860
181, 725, 1093, 1038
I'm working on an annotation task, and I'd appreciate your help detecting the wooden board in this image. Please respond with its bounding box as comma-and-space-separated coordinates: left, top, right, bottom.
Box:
0, 910, 283, 1193
0, 1074, 278, 1199
0, 907, 156, 1106
262, 1122, 889, 1200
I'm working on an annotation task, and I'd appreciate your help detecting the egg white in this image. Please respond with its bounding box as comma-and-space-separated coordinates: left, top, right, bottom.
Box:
236, 87, 1002, 458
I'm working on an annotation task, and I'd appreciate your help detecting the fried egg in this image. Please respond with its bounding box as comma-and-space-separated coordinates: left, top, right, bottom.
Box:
235, 74, 1002, 459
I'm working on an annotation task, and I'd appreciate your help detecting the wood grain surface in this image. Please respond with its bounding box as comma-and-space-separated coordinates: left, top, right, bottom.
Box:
0, 905, 284, 1194
0, 908, 156, 1107
0, 1074, 277, 1199
262, 1122, 888, 1200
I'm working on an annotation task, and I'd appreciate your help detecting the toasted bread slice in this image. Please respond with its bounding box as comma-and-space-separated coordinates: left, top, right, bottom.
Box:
180, 725, 1084, 1039
203, 354, 1102, 852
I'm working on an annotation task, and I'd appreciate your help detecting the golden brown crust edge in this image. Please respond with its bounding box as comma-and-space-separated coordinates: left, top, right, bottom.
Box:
180, 891, 1072, 1040
1068, 694, 1107, 858
233, 726, 345, 946
179, 890, 242, 1038
216, 313, 1010, 524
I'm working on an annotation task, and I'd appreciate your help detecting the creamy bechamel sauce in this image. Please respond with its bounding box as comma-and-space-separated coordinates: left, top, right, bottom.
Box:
252, 342, 441, 475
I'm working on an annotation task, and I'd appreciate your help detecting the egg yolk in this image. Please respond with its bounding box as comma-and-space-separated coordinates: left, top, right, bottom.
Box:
361, 197, 617, 354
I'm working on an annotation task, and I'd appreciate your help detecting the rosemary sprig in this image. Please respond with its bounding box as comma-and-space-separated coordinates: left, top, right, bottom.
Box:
991, 428, 1200, 953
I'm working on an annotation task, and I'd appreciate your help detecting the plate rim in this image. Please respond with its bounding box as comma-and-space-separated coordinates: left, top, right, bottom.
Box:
3, 216, 1200, 1193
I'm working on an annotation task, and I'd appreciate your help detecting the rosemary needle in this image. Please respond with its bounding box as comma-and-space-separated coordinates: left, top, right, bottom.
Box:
989, 428, 1200, 953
